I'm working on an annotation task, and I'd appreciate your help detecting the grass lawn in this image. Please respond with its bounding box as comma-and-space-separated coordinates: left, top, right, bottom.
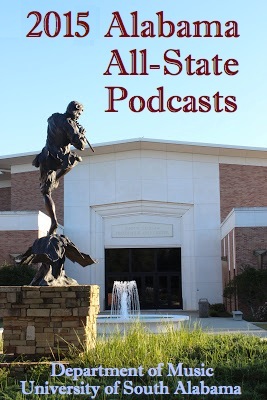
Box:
253, 322, 267, 331
0, 325, 266, 399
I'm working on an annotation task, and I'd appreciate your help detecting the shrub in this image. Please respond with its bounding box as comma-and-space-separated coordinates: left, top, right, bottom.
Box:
223, 266, 267, 320
209, 303, 226, 313
0, 263, 36, 286
209, 303, 231, 317
254, 303, 267, 322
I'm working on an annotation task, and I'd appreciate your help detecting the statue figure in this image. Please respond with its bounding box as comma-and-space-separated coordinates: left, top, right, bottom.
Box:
17, 101, 97, 286
32, 101, 93, 235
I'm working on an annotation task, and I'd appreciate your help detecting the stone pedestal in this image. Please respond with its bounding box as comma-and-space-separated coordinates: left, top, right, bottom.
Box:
0, 285, 99, 357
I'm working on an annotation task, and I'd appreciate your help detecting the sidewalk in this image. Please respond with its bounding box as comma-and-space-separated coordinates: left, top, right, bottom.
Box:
187, 312, 267, 338
0, 313, 266, 339
139, 310, 267, 338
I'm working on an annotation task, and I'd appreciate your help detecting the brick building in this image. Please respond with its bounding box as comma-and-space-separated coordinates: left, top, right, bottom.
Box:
0, 139, 267, 311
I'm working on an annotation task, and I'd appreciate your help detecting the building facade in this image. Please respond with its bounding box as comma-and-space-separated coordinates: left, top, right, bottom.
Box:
1, 139, 267, 311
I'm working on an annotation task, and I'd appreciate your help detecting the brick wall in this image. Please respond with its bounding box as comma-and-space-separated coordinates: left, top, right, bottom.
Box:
235, 227, 267, 269
0, 187, 11, 211
11, 171, 64, 225
0, 231, 38, 265
222, 227, 267, 276
219, 164, 267, 222
222, 227, 267, 311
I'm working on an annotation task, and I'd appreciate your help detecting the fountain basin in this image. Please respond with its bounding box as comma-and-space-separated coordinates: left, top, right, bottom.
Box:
97, 314, 189, 335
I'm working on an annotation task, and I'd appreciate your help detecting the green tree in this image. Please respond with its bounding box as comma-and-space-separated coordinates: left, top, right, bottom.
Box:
223, 266, 267, 320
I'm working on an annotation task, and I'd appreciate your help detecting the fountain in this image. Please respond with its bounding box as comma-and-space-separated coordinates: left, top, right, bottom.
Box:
111, 281, 140, 318
97, 281, 189, 335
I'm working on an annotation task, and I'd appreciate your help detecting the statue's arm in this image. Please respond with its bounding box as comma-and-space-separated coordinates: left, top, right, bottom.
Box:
66, 118, 87, 151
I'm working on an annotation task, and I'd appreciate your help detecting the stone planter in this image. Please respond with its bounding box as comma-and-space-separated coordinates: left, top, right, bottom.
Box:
0, 285, 99, 357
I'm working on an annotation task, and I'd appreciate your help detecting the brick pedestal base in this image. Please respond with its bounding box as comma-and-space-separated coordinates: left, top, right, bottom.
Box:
0, 285, 99, 357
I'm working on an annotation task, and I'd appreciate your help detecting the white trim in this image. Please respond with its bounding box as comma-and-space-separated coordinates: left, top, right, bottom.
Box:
11, 164, 36, 174
0, 211, 49, 231
227, 234, 231, 271
89, 200, 196, 311
232, 228, 236, 270
0, 181, 11, 188
91, 200, 193, 218
105, 244, 181, 249
221, 207, 267, 238
0, 211, 63, 234
2, 138, 267, 168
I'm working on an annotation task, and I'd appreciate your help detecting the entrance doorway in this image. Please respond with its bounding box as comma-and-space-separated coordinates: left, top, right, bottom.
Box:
105, 248, 182, 310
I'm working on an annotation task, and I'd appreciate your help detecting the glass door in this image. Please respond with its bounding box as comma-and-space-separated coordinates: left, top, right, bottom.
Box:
105, 248, 182, 309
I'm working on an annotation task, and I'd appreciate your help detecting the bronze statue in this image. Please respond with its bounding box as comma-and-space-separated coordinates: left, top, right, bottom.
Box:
32, 101, 93, 235
17, 101, 97, 286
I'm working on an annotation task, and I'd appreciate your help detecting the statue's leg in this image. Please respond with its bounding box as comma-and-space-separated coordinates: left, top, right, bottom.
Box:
40, 166, 59, 235
55, 153, 81, 181
55, 165, 73, 181
43, 193, 58, 235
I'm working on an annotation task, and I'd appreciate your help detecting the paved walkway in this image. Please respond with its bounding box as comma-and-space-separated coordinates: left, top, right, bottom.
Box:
158, 311, 267, 338
186, 313, 267, 338
0, 313, 266, 339
137, 310, 267, 338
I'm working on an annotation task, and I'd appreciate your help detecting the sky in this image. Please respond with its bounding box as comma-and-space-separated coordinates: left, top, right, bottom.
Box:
1, 0, 267, 156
